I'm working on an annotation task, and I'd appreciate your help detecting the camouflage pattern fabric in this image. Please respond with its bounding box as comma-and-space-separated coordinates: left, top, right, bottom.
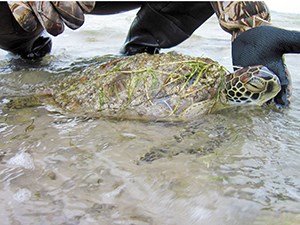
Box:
7, 1, 95, 36
8, 1, 270, 39
7, 1, 38, 33
211, 1, 271, 40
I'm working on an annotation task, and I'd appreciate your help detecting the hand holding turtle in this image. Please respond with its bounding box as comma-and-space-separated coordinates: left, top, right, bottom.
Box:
232, 26, 300, 107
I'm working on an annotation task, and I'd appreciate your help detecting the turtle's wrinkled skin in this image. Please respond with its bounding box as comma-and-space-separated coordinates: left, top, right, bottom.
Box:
6, 53, 281, 120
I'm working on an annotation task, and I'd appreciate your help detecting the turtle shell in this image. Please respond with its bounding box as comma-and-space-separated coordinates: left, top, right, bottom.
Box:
48, 53, 228, 119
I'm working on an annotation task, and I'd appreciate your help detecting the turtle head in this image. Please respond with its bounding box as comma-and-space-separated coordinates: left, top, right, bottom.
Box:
225, 66, 281, 106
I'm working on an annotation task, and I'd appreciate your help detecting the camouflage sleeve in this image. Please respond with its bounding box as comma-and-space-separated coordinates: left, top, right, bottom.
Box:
210, 1, 271, 41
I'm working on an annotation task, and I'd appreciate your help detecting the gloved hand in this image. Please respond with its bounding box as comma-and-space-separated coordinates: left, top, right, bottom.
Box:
0, 2, 49, 59
1, 1, 95, 59
232, 26, 300, 108
8, 1, 95, 36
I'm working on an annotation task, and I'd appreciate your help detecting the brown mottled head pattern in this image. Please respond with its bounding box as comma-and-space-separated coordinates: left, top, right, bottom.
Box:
225, 66, 281, 106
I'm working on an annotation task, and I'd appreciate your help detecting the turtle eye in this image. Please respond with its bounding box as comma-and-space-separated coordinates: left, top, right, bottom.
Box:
244, 77, 265, 92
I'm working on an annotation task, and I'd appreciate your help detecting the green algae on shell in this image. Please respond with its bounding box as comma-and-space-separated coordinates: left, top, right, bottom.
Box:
47, 53, 229, 119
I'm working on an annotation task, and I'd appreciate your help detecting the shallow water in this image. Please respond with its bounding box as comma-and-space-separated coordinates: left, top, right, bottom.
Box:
1, 10, 300, 225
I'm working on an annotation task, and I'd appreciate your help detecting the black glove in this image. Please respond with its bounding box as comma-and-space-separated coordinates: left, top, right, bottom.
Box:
232, 26, 300, 107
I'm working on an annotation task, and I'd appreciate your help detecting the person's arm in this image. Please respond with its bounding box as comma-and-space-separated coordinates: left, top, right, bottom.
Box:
211, 1, 271, 41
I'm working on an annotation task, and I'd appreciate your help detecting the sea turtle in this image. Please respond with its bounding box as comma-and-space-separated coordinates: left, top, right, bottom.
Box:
5, 53, 281, 120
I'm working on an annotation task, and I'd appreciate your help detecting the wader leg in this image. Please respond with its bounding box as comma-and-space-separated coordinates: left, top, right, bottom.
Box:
120, 2, 214, 55
90, 2, 141, 15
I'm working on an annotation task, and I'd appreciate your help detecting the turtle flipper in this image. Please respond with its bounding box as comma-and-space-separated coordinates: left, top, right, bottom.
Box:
180, 100, 224, 118
4, 95, 43, 110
